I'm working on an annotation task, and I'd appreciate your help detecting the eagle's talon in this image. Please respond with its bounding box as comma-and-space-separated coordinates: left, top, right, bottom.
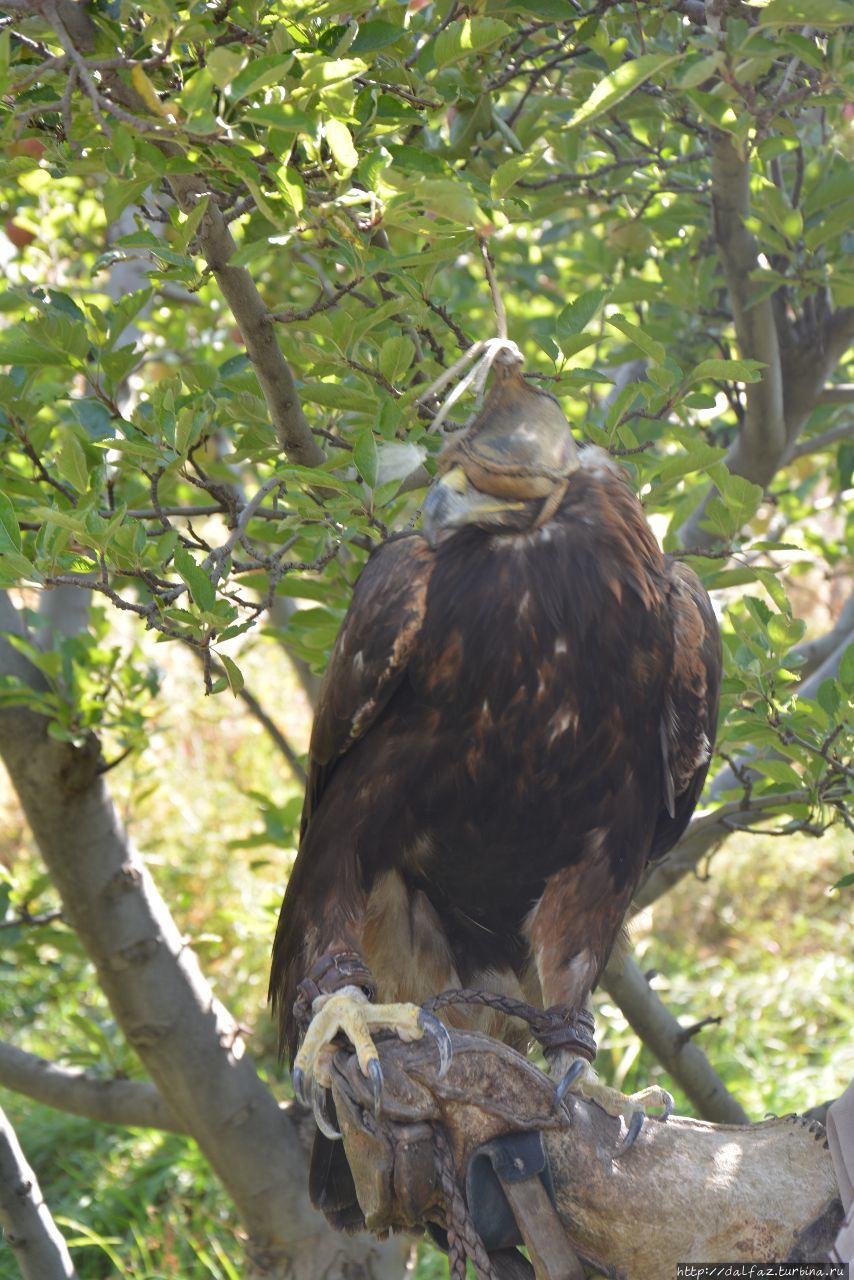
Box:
418, 1009, 453, 1078
555, 1058, 586, 1104
293, 1065, 309, 1109
312, 1082, 342, 1140
368, 1057, 384, 1115
616, 1109, 645, 1156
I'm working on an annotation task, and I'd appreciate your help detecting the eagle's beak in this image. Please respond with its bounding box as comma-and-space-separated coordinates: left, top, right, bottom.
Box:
422, 466, 525, 548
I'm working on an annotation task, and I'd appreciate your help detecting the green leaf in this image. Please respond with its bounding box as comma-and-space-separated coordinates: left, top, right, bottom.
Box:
555, 333, 597, 360
218, 653, 245, 696
752, 759, 803, 788
606, 314, 666, 366
605, 383, 642, 432
754, 0, 854, 26
298, 58, 368, 92
353, 430, 378, 489
556, 289, 608, 341
657, 443, 726, 484
325, 119, 359, 174
301, 383, 376, 414
676, 52, 725, 89
713, 469, 764, 530
228, 53, 294, 103
349, 20, 403, 53
0, 491, 21, 553
238, 103, 313, 133
0, 550, 41, 584
0, 331, 69, 365
490, 152, 538, 199
686, 357, 766, 384
767, 613, 806, 653
104, 177, 154, 225
173, 546, 216, 612
378, 336, 415, 384
434, 18, 512, 69
277, 165, 306, 216
206, 47, 248, 90
568, 53, 680, 129
56, 431, 89, 493
173, 195, 210, 254
839, 643, 854, 693
817, 678, 840, 719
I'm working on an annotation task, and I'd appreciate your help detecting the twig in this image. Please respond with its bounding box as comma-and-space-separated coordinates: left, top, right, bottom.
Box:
0, 906, 63, 929
404, 0, 459, 68
519, 150, 706, 190
271, 277, 366, 323
676, 1015, 722, 1047
42, 0, 112, 136
601, 949, 749, 1124
479, 239, 507, 341
422, 297, 473, 353
188, 644, 307, 783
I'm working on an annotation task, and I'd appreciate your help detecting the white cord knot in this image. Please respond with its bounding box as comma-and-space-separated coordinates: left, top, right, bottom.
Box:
420, 337, 524, 432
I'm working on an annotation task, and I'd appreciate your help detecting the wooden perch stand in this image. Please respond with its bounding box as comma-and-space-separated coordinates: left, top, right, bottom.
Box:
330, 1032, 842, 1280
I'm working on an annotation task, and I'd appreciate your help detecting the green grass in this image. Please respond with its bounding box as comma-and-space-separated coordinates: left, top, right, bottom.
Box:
1, 631, 851, 1278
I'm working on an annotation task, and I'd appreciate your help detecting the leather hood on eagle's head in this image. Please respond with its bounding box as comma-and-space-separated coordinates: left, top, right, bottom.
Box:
422, 356, 579, 544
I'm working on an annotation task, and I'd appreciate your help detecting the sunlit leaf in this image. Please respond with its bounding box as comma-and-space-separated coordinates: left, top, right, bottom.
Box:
568, 53, 680, 129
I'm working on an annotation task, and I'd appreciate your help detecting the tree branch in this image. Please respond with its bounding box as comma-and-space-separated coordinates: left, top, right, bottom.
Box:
600, 947, 749, 1124
0, 1105, 80, 1280
188, 644, 308, 783
792, 591, 854, 678
817, 384, 854, 406
678, 132, 785, 548
0, 1042, 187, 1134
169, 177, 325, 469
634, 790, 816, 913
787, 421, 853, 461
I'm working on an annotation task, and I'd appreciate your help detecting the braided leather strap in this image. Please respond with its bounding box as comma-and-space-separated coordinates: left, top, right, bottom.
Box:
536, 1005, 597, 1062
293, 949, 376, 1033
424, 989, 598, 1064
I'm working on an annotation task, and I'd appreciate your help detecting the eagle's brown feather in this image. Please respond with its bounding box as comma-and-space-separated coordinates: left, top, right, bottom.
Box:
270, 452, 721, 1069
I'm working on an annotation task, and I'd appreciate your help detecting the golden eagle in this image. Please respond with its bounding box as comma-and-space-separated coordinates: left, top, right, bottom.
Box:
270, 355, 721, 1225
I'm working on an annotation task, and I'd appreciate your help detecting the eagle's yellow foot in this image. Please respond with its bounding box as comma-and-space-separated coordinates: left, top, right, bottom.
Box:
552, 1056, 673, 1155
293, 985, 452, 1118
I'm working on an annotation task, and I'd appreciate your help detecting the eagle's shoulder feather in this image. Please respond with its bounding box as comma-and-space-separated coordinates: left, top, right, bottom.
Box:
652, 557, 722, 857
302, 533, 433, 838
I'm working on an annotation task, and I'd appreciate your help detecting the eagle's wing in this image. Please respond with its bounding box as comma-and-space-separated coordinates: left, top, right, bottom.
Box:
301, 533, 433, 840
271, 533, 434, 1060
651, 558, 722, 860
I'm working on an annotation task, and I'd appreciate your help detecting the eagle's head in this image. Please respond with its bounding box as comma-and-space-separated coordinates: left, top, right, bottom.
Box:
423, 357, 578, 546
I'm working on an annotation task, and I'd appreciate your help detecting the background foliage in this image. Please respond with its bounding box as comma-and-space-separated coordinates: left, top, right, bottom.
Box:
0, 0, 852, 1275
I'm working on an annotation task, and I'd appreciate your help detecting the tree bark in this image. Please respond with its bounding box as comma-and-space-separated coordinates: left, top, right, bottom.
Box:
0, 1042, 186, 1134
0, 1106, 80, 1280
677, 121, 854, 549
